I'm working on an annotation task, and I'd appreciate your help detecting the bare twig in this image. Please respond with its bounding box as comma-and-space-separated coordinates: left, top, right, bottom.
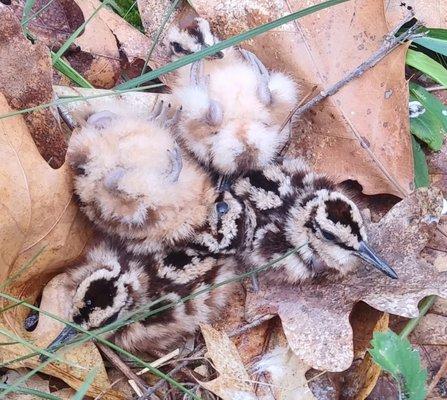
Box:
139, 315, 275, 399
282, 17, 423, 196
97, 343, 149, 395
427, 355, 447, 396
426, 85, 447, 92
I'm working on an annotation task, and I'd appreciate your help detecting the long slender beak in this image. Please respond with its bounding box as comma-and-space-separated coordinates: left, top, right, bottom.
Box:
39, 325, 78, 362
201, 44, 224, 59
357, 241, 398, 279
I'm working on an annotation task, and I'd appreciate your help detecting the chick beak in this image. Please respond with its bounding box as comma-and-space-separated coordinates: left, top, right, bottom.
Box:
357, 241, 398, 279
201, 44, 224, 59
39, 325, 78, 362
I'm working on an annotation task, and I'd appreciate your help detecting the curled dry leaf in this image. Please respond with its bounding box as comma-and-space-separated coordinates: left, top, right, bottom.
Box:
0, 93, 125, 399
253, 327, 315, 400
10, 0, 120, 88
199, 324, 256, 400
0, 5, 66, 168
246, 187, 447, 371
192, 0, 413, 196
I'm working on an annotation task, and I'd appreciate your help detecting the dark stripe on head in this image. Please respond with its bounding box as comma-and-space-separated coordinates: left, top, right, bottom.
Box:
259, 228, 293, 258
325, 199, 361, 239
247, 170, 280, 195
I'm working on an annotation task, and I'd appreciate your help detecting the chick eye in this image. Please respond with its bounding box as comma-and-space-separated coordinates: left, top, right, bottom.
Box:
321, 230, 336, 241
216, 201, 229, 216
85, 299, 93, 307
171, 42, 184, 53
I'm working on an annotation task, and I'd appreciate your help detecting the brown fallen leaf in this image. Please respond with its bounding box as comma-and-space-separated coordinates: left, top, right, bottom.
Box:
246, 187, 447, 371
1, 369, 50, 399
0, 93, 125, 399
340, 303, 389, 400
191, 0, 413, 196
199, 324, 257, 400
385, 0, 447, 28
82, 0, 169, 82
0, 5, 67, 168
10, 0, 120, 89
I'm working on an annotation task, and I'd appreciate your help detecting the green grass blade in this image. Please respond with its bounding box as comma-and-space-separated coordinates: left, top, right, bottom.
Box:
51, 53, 93, 88
0, 358, 54, 399
71, 367, 99, 400
411, 136, 429, 189
0, 383, 61, 400
140, 0, 182, 77
116, 0, 349, 90
0, 246, 46, 290
0, 83, 163, 121
0, 327, 84, 370
413, 28, 447, 57
406, 48, 447, 86
21, 0, 57, 27
52, 0, 110, 64
21, 0, 37, 27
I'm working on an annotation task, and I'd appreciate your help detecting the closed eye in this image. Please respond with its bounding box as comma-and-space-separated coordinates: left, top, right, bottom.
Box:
321, 230, 336, 241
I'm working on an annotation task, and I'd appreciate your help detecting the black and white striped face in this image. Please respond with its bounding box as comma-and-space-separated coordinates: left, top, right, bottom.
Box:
298, 190, 397, 279
167, 17, 223, 59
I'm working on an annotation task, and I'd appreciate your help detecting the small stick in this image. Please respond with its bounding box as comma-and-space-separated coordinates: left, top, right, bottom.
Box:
427, 355, 447, 396
139, 314, 275, 399
137, 318, 271, 399
137, 348, 181, 375
426, 85, 446, 92
97, 343, 149, 394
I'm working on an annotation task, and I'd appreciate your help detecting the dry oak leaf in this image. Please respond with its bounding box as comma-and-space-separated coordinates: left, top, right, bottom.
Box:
199, 324, 257, 400
0, 93, 123, 399
246, 187, 447, 372
10, 0, 120, 89
192, 0, 413, 196
385, 0, 447, 29
0, 4, 67, 168
81, 0, 169, 82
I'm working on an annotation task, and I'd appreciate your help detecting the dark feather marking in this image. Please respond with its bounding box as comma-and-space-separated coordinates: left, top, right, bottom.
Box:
325, 199, 361, 239
142, 300, 175, 326
84, 278, 117, 309
247, 170, 280, 195
164, 250, 194, 270
313, 176, 335, 191
259, 228, 292, 258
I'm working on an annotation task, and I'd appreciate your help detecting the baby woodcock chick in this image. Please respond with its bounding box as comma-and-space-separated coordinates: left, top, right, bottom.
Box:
233, 158, 397, 282
167, 17, 298, 175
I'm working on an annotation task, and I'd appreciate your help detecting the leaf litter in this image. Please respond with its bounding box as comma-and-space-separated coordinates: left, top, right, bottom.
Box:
0, 0, 446, 398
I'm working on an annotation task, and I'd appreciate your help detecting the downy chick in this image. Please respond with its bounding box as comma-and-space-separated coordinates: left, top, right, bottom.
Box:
42, 239, 236, 356
233, 158, 398, 282
167, 17, 298, 175
67, 104, 244, 255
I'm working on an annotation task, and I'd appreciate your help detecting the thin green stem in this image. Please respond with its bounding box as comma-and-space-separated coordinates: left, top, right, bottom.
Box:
139, 0, 181, 78
0, 383, 61, 400
21, 0, 57, 27
0, 83, 163, 121
399, 295, 437, 340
